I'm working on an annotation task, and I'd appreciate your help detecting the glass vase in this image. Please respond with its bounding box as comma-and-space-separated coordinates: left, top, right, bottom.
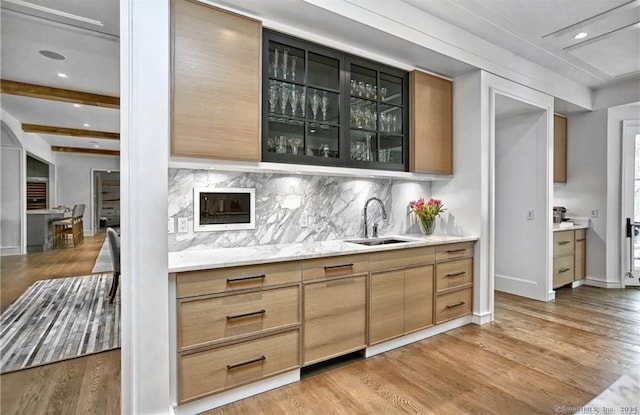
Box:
419, 216, 435, 235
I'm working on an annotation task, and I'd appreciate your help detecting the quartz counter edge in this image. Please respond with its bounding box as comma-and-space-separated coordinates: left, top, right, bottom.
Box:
552, 224, 589, 232
168, 234, 479, 273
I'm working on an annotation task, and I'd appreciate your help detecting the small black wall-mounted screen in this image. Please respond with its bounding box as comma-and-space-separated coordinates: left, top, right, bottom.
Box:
199, 192, 251, 225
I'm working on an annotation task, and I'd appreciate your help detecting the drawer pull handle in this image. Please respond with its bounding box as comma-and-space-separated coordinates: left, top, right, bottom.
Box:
445, 271, 466, 277
446, 301, 465, 309
559, 268, 571, 273
576, 238, 586, 242
324, 263, 353, 270
227, 309, 266, 320
227, 355, 266, 370
446, 248, 466, 253
558, 241, 571, 245
226, 274, 266, 283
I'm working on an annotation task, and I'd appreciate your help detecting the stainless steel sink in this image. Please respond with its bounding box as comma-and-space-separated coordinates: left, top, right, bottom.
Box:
344, 237, 415, 246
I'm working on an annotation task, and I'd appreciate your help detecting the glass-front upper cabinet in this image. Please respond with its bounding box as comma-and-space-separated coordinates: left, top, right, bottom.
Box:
347, 58, 408, 170
262, 31, 345, 165
262, 30, 408, 171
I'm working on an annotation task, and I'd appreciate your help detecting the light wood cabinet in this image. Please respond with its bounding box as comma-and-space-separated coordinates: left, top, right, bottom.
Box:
435, 287, 472, 324
171, 0, 261, 161
303, 275, 366, 365
554, 115, 567, 183
553, 229, 587, 288
409, 70, 453, 175
178, 329, 299, 403
433, 244, 473, 324
575, 229, 586, 280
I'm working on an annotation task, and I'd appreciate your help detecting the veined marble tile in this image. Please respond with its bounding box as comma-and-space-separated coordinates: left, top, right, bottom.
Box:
168, 169, 432, 251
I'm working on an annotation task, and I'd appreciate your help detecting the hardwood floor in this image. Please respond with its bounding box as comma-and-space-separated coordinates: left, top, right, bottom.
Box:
0, 232, 105, 311
1, 232, 120, 415
1, 280, 637, 414
205, 286, 640, 415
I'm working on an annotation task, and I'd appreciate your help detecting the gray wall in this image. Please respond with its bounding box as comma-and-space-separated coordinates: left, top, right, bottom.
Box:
1, 121, 23, 255
168, 168, 432, 252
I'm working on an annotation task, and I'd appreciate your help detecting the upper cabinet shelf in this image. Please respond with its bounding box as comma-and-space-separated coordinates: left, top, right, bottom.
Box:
262, 30, 409, 171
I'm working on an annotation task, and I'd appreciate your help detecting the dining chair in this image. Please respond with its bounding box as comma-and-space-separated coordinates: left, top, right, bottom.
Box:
106, 227, 121, 303
53, 203, 85, 248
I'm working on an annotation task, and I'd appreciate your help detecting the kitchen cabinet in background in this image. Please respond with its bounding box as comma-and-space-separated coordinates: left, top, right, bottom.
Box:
409, 70, 453, 175
553, 229, 588, 289
171, 0, 261, 161
554, 114, 567, 183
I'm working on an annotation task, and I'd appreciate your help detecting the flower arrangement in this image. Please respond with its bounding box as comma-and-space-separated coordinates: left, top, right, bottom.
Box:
408, 198, 445, 235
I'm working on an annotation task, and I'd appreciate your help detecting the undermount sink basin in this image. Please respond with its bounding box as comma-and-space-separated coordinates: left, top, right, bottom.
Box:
345, 237, 415, 246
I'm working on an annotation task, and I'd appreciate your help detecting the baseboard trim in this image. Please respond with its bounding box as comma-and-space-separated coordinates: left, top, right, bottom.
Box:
571, 279, 587, 288
365, 315, 473, 358
495, 274, 547, 301
472, 311, 493, 325
585, 277, 623, 289
172, 370, 300, 415
1, 246, 22, 256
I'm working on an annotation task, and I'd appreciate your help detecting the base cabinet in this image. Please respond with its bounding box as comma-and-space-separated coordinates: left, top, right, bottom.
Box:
303, 275, 367, 365
369, 265, 434, 345
553, 229, 586, 288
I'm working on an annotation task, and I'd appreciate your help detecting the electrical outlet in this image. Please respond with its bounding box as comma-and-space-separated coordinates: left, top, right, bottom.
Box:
300, 211, 308, 228
177, 217, 189, 233
591, 208, 598, 218
168, 217, 175, 234
527, 209, 534, 220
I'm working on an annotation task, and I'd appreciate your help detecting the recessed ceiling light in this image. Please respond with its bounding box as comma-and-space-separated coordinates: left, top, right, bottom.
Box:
73, 104, 81, 108
39, 50, 65, 60
83, 123, 90, 127
57, 73, 68, 78
574, 32, 588, 40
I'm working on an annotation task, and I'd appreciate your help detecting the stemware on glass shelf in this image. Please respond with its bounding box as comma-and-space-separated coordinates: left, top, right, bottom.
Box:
271, 47, 280, 78
268, 81, 278, 113
364, 134, 373, 161
279, 83, 289, 115
310, 90, 320, 120
379, 87, 387, 101
291, 56, 297, 82
276, 135, 287, 153
290, 87, 299, 117
321, 91, 328, 121
281, 49, 289, 80
299, 88, 306, 117
288, 137, 302, 155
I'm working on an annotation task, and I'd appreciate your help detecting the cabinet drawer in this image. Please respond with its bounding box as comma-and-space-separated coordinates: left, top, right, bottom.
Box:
575, 229, 586, 241
553, 231, 574, 257
178, 286, 300, 350
553, 254, 574, 288
302, 254, 368, 281
178, 329, 300, 403
303, 275, 366, 365
436, 258, 473, 292
369, 246, 435, 272
176, 261, 301, 298
435, 242, 474, 262
435, 288, 472, 324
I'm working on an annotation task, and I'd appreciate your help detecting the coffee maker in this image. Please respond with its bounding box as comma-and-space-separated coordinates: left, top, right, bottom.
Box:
553, 206, 566, 224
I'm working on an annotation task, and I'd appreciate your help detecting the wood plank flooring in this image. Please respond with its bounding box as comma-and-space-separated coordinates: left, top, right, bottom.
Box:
206, 286, 640, 415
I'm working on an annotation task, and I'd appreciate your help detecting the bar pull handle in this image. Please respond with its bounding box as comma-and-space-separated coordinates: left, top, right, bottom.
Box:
446, 248, 466, 253
445, 271, 466, 277
227, 309, 266, 320
559, 268, 571, 273
558, 241, 571, 245
446, 301, 465, 309
227, 356, 266, 370
226, 274, 266, 283
324, 263, 354, 270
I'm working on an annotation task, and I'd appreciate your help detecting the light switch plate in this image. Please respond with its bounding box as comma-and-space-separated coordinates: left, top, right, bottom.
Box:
527, 209, 534, 220
177, 217, 189, 233
591, 208, 598, 218
168, 217, 175, 234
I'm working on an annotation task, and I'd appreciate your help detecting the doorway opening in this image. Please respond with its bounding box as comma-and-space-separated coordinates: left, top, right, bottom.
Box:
621, 120, 640, 287
92, 170, 121, 232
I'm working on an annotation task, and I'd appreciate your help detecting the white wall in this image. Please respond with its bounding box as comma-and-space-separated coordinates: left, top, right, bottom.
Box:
554, 110, 609, 282
1, 121, 23, 255
494, 107, 548, 300
55, 152, 119, 235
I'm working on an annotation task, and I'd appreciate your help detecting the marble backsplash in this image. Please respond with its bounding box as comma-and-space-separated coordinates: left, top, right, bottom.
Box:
168, 168, 431, 252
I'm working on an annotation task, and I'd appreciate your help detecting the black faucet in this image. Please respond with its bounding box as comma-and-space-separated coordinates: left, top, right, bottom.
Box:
364, 197, 387, 238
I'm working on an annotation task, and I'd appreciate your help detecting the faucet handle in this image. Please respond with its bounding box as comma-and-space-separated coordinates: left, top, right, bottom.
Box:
372, 223, 379, 238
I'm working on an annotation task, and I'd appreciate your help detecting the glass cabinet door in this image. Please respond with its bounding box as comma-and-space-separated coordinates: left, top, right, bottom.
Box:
348, 60, 407, 170
263, 32, 344, 164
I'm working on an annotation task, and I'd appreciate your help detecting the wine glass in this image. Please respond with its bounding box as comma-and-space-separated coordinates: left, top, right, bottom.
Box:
288, 137, 302, 155
290, 87, 299, 117
271, 47, 279, 78
321, 91, 328, 121
268, 82, 278, 113
291, 56, 297, 82
279, 83, 289, 115
281, 49, 289, 80
310, 90, 320, 120
299, 88, 306, 117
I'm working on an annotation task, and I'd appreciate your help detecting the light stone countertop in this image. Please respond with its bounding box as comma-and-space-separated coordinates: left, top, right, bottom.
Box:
553, 223, 590, 232
168, 234, 479, 273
